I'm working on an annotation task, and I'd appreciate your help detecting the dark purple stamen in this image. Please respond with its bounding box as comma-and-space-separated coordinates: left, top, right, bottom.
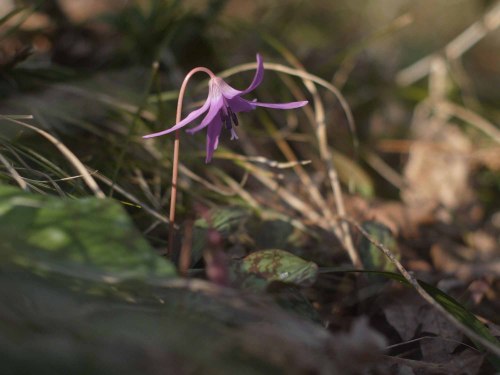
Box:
220, 112, 231, 130
228, 107, 239, 126
224, 115, 232, 130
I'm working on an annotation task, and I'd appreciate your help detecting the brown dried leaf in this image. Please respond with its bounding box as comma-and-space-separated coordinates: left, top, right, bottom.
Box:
402, 122, 475, 219
384, 292, 425, 341
384, 291, 462, 351
385, 350, 484, 375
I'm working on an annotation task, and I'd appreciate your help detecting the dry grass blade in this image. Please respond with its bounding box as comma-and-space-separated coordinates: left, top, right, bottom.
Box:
217, 152, 311, 169
219, 62, 357, 149
91, 169, 170, 225
1, 116, 105, 198
211, 169, 260, 210
241, 160, 323, 225
437, 101, 500, 144
0, 152, 28, 190
260, 113, 330, 214
364, 150, 406, 189
221, 60, 361, 266
179, 163, 235, 196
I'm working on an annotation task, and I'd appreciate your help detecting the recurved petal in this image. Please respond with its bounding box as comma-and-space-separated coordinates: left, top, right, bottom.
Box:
239, 53, 264, 96
143, 97, 211, 138
226, 97, 256, 113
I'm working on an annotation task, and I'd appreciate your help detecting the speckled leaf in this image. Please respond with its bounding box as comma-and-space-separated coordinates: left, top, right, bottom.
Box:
0, 185, 176, 280
233, 249, 318, 290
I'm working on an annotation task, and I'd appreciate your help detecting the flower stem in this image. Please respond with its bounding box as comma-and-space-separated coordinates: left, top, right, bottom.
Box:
168, 67, 215, 258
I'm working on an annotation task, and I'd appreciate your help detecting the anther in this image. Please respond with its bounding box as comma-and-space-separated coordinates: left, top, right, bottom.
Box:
228, 107, 239, 126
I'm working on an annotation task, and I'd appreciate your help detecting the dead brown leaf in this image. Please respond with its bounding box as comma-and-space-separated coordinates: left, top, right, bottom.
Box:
383, 291, 486, 374
384, 292, 462, 353
402, 122, 476, 224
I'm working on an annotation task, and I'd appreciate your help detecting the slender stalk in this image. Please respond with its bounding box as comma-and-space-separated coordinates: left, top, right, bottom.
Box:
168, 67, 215, 257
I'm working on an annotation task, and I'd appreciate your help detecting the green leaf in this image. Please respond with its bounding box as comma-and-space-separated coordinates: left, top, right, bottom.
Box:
232, 249, 319, 290
0, 185, 176, 280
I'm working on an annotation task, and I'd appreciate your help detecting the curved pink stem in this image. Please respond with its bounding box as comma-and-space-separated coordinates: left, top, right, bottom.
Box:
168, 67, 215, 258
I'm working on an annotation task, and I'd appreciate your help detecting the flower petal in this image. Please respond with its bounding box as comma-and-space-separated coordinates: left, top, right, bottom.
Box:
252, 100, 308, 110
186, 97, 224, 134
216, 54, 264, 100
239, 53, 264, 95
143, 96, 211, 138
216, 78, 242, 99
205, 115, 223, 163
226, 97, 256, 113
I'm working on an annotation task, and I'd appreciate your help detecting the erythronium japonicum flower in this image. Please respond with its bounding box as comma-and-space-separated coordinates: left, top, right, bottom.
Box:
143, 54, 308, 162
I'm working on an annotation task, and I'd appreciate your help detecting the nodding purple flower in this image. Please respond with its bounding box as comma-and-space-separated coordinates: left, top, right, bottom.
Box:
143, 54, 308, 163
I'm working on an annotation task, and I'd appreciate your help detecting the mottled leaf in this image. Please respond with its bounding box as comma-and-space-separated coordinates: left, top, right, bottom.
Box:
232, 249, 319, 290
0, 185, 176, 280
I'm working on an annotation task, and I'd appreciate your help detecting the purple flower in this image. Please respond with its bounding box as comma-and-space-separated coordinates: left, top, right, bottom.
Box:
143, 54, 308, 162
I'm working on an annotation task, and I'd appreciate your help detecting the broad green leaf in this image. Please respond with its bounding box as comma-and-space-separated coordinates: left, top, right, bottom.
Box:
0, 185, 176, 280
